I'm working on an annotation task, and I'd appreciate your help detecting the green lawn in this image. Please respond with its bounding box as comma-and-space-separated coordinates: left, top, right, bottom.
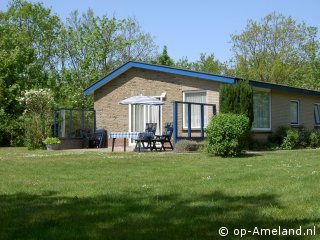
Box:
0, 148, 320, 239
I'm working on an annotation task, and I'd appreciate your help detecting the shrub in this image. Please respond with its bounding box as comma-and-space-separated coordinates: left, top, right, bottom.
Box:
43, 137, 61, 145
297, 127, 311, 148
205, 113, 250, 157
281, 129, 298, 150
268, 126, 290, 145
219, 81, 254, 127
309, 131, 320, 148
19, 89, 55, 149
175, 140, 200, 152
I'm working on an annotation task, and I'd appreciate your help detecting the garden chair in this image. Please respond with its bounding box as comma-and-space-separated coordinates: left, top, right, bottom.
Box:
151, 122, 174, 151
135, 123, 157, 151
82, 129, 107, 148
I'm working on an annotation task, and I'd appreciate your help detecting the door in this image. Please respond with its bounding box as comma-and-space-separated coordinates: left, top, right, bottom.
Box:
129, 103, 162, 145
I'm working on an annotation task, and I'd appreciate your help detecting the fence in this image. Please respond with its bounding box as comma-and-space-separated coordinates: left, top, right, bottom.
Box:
172, 101, 216, 145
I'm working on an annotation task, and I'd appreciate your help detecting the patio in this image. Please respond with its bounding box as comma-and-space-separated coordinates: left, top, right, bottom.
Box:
52, 99, 216, 151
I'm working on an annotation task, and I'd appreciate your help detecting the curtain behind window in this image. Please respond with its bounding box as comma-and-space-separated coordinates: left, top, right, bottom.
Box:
184, 92, 206, 128
253, 91, 270, 129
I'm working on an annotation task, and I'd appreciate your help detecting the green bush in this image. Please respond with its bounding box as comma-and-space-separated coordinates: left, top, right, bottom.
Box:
268, 126, 290, 145
205, 113, 250, 157
43, 137, 61, 145
219, 81, 254, 127
281, 129, 298, 150
19, 89, 55, 149
309, 132, 319, 148
175, 140, 200, 152
297, 127, 311, 148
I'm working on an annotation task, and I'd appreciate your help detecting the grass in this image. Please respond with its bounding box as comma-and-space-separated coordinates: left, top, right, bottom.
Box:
0, 148, 320, 239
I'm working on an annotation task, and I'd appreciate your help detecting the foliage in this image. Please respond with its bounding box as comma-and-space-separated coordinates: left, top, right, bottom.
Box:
268, 126, 290, 145
19, 89, 55, 149
231, 12, 320, 89
270, 126, 320, 149
152, 45, 174, 66
205, 113, 250, 157
43, 137, 61, 145
175, 53, 228, 75
281, 129, 299, 150
297, 127, 311, 148
309, 131, 319, 148
219, 81, 254, 127
0, 109, 24, 146
175, 140, 200, 152
0, 1, 157, 146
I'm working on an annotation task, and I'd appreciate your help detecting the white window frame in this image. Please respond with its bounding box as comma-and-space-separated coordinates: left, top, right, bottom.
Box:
252, 88, 272, 131
182, 90, 207, 130
290, 100, 300, 125
314, 103, 320, 126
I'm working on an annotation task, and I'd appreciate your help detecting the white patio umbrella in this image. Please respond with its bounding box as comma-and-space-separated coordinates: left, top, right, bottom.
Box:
119, 95, 163, 105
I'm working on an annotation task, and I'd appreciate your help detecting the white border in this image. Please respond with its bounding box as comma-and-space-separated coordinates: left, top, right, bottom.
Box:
252, 89, 272, 131
290, 100, 300, 125
128, 96, 163, 146
182, 90, 208, 129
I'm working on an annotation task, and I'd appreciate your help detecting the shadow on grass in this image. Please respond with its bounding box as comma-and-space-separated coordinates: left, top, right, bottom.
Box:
0, 191, 317, 239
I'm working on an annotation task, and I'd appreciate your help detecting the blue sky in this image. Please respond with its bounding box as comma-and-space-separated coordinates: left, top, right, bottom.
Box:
1, 0, 320, 62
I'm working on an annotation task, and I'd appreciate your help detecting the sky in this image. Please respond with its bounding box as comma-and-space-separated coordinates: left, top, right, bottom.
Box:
1, 0, 320, 62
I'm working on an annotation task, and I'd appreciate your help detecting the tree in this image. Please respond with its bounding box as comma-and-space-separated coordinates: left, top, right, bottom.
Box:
153, 45, 174, 66
219, 81, 254, 127
4, 0, 62, 76
19, 89, 55, 149
231, 13, 320, 88
0, 1, 158, 146
58, 9, 157, 108
0, 0, 60, 146
175, 53, 227, 75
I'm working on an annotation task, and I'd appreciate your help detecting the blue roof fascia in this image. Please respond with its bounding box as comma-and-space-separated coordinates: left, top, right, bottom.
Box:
250, 80, 320, 97
83, 63, 132, 95
83, 61, 235, 95
129, 62, 235, 84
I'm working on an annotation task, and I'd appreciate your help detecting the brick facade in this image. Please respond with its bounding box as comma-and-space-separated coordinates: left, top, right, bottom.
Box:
93, 67, 320, 145
94, 68, 220, 146
253, 90, 320, 142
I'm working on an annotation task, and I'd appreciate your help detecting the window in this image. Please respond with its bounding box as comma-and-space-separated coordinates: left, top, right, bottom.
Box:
252, 91, 271, 130
183, 91, 207, 129
290, 100, 299, 125
314, 104, 320, 125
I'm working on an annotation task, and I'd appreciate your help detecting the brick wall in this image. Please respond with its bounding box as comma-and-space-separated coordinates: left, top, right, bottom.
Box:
253, 90, 320, 142
93, 67, 320, 145
94, 68, 221, 146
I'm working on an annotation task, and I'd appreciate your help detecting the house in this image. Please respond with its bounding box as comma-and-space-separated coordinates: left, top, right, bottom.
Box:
84, 61, 320, 146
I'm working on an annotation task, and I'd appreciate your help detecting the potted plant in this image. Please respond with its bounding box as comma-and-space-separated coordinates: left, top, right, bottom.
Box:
43, 137, 61, 150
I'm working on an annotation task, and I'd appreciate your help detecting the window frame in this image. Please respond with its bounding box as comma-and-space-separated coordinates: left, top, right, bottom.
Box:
182, 90, 207, 130
252, 88, 272, 131
314, 103, 320, 126
290, 100, 300, 125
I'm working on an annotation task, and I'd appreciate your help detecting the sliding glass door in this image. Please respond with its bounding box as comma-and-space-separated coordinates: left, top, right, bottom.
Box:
129, 104, 162, 145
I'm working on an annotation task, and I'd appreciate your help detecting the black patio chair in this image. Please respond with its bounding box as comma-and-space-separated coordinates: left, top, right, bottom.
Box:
82, 129, 107, 148
151, 122, 174, 151
135, 123, 157, 151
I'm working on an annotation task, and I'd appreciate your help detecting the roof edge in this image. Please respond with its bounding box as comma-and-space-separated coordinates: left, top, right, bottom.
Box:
83, 61, 235, 95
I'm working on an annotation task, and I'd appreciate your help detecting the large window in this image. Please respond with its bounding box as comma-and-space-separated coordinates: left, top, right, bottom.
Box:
253, 91, 271, 130
314, 104, 320, 125
290, 100, 299, 125
183, 91, 207, 129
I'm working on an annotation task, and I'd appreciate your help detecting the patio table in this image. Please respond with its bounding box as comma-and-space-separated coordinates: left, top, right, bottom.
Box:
109, 132, 139, 152
109, 132, 154, 152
